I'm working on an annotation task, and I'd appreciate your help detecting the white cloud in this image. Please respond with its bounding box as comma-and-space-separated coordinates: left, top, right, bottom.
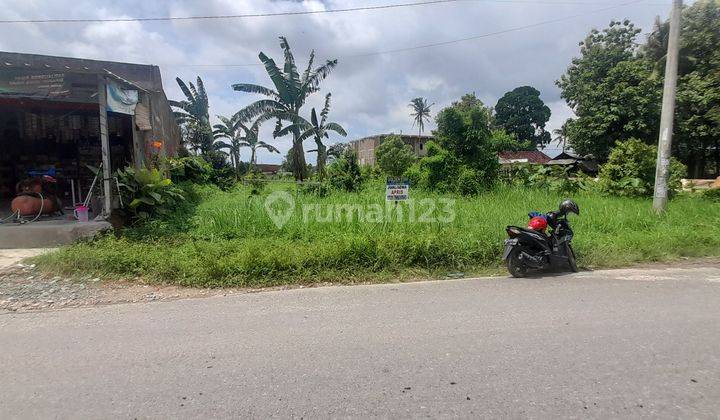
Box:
0, 0, 672, 164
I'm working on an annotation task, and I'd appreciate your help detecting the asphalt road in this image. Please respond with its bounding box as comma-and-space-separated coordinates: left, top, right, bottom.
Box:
2, 264, 720, 419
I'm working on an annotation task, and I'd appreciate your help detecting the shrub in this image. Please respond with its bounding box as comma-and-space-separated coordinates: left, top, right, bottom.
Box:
403, 164, 423, 188
416, 142, 460, 193
703, 188, 720, 202
456, 166, 483, 196
375, 134, 417, 179
300, 181, 332, 197
166, 156, 212, 184
115, 166, 185, 221
328, 149, 364, 192
244, 171, 266, 195
598, 138, 687, 197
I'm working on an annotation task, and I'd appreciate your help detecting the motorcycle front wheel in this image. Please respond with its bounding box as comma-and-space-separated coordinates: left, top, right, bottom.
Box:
506, 247, 528, 278
566, 243, 578, 272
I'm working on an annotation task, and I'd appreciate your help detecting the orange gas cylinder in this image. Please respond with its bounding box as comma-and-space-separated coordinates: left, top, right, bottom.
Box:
10, 195, 57, 216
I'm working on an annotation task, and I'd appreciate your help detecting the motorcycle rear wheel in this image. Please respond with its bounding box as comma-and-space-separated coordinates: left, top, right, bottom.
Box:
506, 247, 528, 278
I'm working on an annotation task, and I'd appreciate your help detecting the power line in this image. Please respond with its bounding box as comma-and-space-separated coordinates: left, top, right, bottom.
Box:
0, 0, 668, 24
162, 0, 648, 68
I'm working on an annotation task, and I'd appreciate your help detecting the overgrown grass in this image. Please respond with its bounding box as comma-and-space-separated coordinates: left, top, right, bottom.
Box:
33, 181, 720, 287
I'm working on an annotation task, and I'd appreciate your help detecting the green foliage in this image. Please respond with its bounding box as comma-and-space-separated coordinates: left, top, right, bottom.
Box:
170, 77, 214, 155
703, 188, 720, 202
494, 86, 552, 149
244, 171, 267, 195
487, 128, 532, 152
275, 93, 346, 180
115, 167, 185, 221
419, 94, 499, 194
233, 37, 337, 181
327, 149, 364, 192
560, 6, 720, 176
408, 97, 433, 135
644, 0, 720, 177
504, 164, 588, 193
166, 156, 212, 184
598, 138, 687, 197
557, 19, 661, 160
35, 183, 720, 287
375, 134, 417, 178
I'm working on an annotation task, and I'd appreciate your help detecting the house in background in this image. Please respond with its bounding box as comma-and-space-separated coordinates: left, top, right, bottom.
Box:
349, 134, 431, 166
546, 151, 599, 175
254, 164, 282, 176
498, 150, 552, 166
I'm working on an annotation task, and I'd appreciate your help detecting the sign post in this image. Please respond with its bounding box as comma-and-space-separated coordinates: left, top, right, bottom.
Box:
386, 180, 409, 202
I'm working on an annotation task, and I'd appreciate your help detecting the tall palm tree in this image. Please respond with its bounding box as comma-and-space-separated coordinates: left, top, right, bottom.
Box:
553, 120, 571, 153
276, 93, 347, 179
169, 77, 214, 155
233, 36, 337, 181
212, 114, 243, 177
409, 97, 433, 136
238, 119, 281, 171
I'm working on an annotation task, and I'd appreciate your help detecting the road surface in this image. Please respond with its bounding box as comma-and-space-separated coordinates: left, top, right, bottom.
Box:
2, 264, 720, 418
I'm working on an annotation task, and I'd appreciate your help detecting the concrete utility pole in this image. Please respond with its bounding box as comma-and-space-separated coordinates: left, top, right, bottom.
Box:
97, 76, 113, 217
652, 0, 682, 212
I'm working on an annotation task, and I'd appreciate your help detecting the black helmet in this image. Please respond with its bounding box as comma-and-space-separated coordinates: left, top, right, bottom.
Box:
559, 199, 579, 215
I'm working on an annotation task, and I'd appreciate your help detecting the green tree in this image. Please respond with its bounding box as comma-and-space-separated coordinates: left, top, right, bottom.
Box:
327, 149, 363, 192
487, 129, 531, 152
275, 93, 347, 179
494, 86, 552, 150
375, 135, 417, 178
598, 138, 686, 197
557, 20, 661, 160
434, 95, 498, 175
644, 0, 720, 177
170, 77, 214, 155
409, 97, 433, 136
237, 119, 280, 171
411, 94, 500, 194
212, 114, 243, 177
233, 37, 337, 181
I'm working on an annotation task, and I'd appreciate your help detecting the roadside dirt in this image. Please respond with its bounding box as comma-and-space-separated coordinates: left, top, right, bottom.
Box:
0, 263, 238, 313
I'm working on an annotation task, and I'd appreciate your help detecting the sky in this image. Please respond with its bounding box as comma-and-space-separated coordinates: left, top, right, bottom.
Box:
0, 0, 678, 163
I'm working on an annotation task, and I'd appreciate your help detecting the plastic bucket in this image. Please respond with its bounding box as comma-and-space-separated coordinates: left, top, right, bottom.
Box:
74, 205, 90, 222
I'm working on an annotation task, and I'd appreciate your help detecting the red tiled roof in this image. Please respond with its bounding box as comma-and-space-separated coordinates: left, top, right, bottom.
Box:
498, 150, 552, 164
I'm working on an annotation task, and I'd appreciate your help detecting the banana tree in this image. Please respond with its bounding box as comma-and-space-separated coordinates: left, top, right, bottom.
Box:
238, 119, 281, 171
233, 37, 337, 181
213, 114, 243, 177
169, 77, 214, 155
276, 93, 347, 179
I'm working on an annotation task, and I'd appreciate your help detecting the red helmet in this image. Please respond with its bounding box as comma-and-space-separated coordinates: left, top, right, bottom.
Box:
528, 216, 548, 232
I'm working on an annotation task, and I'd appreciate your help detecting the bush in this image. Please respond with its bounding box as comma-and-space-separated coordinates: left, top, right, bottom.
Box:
167, 156, 212, 184
456, 166, 483, 196
244, 171, 266, 195
300, 181, 332, 197
115, 166, 185, 221
703, 188, 720, 202
328, 149, 364, 192
598, 138, 687, 197
375, 134, 417, 178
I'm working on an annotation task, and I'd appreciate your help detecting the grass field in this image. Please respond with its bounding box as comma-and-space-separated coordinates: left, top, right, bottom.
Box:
34, 181, 720, 287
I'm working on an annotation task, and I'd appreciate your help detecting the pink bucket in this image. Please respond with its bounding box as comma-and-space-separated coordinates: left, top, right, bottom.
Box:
74, 205, 90, 222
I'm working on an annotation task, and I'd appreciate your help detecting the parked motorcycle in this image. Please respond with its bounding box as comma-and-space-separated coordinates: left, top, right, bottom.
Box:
502, 199, 580, 277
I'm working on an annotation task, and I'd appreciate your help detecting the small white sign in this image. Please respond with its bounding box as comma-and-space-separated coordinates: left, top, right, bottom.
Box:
386, 181, 409, 201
